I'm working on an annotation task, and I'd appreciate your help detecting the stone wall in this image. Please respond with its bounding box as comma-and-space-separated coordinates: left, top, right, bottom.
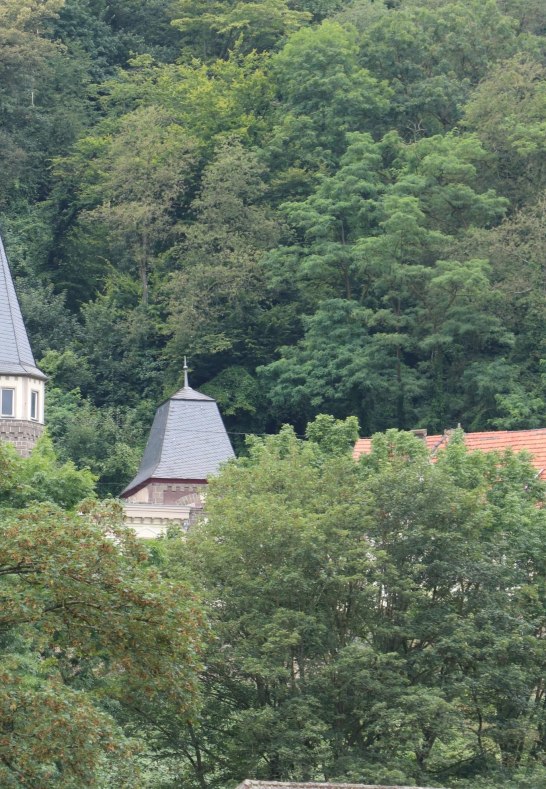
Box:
125, 481, 206, 506
0, 420, 44, 457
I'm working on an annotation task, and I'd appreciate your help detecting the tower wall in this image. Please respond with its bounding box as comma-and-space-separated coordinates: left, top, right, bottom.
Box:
0, 420, 44, 457
0, 375, 45, 423
0, 374, 46, 456
125, 480, 206, 506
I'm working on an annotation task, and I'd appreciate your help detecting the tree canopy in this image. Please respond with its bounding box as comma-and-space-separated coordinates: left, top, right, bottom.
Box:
1, 0, 543, 491
155, 420, 546, 788
0, 442, 204, 787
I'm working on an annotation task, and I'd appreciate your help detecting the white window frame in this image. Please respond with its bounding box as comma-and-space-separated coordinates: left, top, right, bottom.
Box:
30, 390, 39, 421
1, 388, 15, 417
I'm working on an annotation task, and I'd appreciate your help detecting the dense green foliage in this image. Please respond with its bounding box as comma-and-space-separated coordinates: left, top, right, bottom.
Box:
3, 5, 546, 781
1, 0, 545, 488
155, 422, 546, 788
0, 443, 204, 787
3, 421, 546, 787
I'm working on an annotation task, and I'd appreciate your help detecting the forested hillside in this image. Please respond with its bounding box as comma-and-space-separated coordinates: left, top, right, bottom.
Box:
3, 0, 546, 490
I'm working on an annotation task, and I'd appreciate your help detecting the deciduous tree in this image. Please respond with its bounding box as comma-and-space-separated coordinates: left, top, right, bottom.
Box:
0, 493, 204, 787
159, 422, 546, 788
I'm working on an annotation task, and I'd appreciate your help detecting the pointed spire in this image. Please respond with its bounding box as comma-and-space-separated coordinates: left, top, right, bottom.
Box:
170, 358, 212, 401
0, 234, 45, 379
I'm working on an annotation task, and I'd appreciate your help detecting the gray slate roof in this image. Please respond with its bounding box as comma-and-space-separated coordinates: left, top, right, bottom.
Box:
121, 382, 235, 496
0, 235, 45, 379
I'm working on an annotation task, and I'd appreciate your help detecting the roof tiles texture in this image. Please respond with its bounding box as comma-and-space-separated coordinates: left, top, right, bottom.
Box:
0, 235, 45, 379
353, 429, 546, 478
122, 385, 235, 496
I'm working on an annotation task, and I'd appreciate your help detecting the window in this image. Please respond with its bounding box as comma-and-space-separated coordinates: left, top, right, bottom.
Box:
1, 388, 15, 417
30, 390, 38, 421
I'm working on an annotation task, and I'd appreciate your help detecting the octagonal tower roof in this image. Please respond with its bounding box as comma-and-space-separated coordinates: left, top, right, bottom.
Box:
0, 235, 46, 380
121, 365, 235, 497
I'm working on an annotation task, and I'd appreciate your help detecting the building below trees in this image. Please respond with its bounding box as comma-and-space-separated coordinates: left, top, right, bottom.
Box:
121, 359, 234, 537
354, 427, 546, 479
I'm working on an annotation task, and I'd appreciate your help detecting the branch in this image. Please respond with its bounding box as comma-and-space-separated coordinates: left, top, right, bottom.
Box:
0, 754, 40, 789
0, 564, 37, 576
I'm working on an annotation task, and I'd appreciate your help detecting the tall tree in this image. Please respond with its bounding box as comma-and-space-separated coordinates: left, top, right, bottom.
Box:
159, 422, 546, 788
0, 443, 204, 787
80, 105, 198, 304
451, 197, 546, 429
166, 138, 281, 377
0, 0, 88, 207
262, 131, 509, 432
267, 21, 391, 185
464, 56, 546, 204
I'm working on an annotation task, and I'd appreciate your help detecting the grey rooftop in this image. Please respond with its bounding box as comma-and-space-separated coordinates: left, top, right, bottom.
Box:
121, 379, 235, 496
0, 235, 45, 380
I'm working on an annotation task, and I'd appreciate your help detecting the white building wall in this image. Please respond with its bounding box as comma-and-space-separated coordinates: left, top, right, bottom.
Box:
0, 374, 45, 423
124, 502, 200, 539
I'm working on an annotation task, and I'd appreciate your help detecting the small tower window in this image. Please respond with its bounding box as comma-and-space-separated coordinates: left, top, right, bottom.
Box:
1, 388, 15, 417
30, 390, 39, 421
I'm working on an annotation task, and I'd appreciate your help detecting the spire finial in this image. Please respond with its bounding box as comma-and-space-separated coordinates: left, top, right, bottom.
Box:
183, 356, 189, 389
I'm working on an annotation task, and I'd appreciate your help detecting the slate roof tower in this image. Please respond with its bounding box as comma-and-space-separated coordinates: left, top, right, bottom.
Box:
0, 235, 46, 456
121, 360, 235, 510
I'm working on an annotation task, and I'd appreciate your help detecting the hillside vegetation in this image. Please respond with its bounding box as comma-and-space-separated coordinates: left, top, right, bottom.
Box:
3, 4, 546, 785
3, 0, 546, 491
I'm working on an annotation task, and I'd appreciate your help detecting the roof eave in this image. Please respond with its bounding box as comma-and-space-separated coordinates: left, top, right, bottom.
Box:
120, 476, 208, 499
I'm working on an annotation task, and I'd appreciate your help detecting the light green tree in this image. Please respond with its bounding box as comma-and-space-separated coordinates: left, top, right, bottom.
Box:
157, 421, 546, 788
80, 105, 198, 304
170, 0, 311, 60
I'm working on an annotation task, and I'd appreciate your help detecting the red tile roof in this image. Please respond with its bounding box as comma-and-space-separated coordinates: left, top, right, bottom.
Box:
353, 429, 546, 479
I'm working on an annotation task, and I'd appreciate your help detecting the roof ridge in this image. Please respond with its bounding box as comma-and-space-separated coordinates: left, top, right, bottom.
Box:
469, 427, 546, 435
170, 384, 214, 402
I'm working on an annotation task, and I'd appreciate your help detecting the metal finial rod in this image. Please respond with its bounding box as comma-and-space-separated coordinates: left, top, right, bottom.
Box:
183, 356, 189, 388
